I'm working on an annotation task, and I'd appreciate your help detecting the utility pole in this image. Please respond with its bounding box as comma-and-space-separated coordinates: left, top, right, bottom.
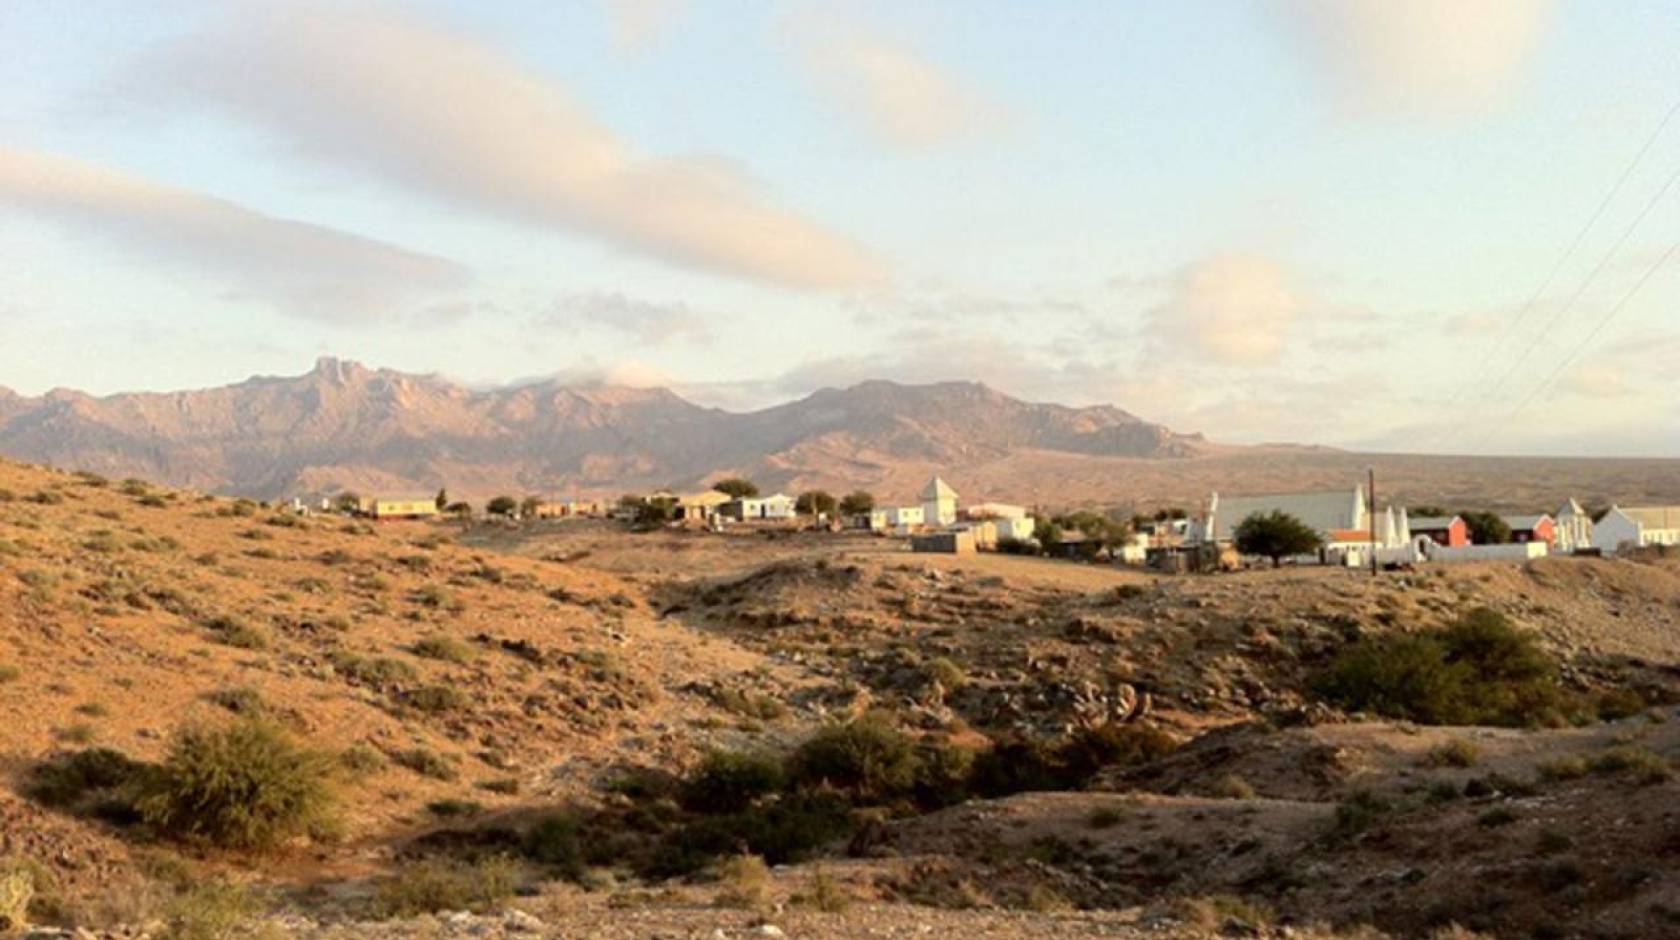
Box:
1368, 466, 1378, 577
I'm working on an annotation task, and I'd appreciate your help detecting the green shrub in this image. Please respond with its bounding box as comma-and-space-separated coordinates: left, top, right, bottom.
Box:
522, 813, 584, 879
0, 860, 33, 933
1588, 746, 1672, 785
1313, 608, 1567, 726
658, 791, 853, 876
0, 665, 19, 684
339, 744, 386, 773
393, 748, 456, 781
202, 616, 269, 651
426, 798, 483, 818
1421, 739, 1482, 768
923, 657, 966, 692
1331, 790, 1392, 839
790, 713, 917, 803
1055, 722, 1177, 785
911, 740, 976, 810
683, 750, 786, 814
139, 718, 336, 850
328, 652, 417, 686
203, 687, 264, 715
1537, 755, 1588, 781
406, 685, 467, 714
1088, 807, 1123, 829
714, 854, 772, 912
374, 857, 516, 917
159, 879, 257, 940
411, 635, 475, 663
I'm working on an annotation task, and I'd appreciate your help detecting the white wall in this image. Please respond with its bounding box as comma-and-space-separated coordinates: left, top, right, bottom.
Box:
1425, 542, 1549, 563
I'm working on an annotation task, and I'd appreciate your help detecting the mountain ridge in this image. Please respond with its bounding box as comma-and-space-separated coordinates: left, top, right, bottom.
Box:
0, 357, 1221, 499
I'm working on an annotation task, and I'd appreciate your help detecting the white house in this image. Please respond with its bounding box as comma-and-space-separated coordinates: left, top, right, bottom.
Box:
760, 493, 797, 520
1592, 505, 1680, 554
921, 477, 959, 526
885, 505, 925, 528
1555, 499, 1593, 553
1191, 486, 1408, 566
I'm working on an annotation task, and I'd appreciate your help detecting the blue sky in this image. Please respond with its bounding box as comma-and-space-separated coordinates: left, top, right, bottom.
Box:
1, 0, 1676, 456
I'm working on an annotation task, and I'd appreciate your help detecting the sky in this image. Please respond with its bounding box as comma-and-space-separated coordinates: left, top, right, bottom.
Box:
1, 0, 1677, 457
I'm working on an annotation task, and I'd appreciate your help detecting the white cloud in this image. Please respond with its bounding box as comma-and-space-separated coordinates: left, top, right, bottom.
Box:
1277, 0, 1554, 118
539, 291, 712, 345
0, 145, 468, 322
791, 16, 1005, 150
136, 1, 881, 289
1563, 363, 1627, 399
1146, 254, 1303, 365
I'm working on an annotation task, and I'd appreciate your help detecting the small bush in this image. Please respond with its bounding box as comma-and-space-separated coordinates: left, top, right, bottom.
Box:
1588, 746, 1672, 785
203, 687, 264, 716
0, 665, 19, 684
1421, 739, 1482, 768
1478, 807, 1518, 827
790, 713, 917, 803
522, 813, 584, 879
339, 744, 386, 773
1332, 790, 1392, 839
375, 857, 515, 917
139, 718, 336, 850
411, 635, 475, 663
683, 750, 786, 814
406, 685, 467, 714
1211, 774, 1257, 799
0, 860, 33, 933
923, 657, 965, 693
426, 798, 483, 818
1537, 755, 1589, 781
202, 616, 268, 651
393, 748, 456, 781
1088, 807, 1123, 829
798, 865, 851, 913
328, 652, 417, 686
159, 880, 256, 940
714, 854, 772, 912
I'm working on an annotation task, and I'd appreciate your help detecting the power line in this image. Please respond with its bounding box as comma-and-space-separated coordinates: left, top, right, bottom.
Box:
1441, 155, 1680, 450
1432, 96, 1680, 449
1484, 238, 1680, 446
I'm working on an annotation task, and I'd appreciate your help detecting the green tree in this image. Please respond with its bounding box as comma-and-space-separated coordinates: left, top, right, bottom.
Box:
444, 501, 473, 519
1233, 511, 1323, 567
712, 478, 759, 499
1459, 510, 1510, 545
1409, 505, 1450, 518
333, 492, 361, 514
795, 490, 837, 517
637, 495, 678, 525
434, 488, 448, 511
838, 491, 875, 516
520, 495, 544, 518
485, 495, 518, 517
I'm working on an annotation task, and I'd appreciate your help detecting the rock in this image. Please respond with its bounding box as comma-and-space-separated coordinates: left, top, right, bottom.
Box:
503, 909, 545, 932
755, 926, 786, 937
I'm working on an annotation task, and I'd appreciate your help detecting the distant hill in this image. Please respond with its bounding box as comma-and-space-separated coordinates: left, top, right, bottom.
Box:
0, 358, 1219, 500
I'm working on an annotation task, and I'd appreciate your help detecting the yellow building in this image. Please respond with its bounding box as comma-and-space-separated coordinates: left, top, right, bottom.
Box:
361, 496, 440, 520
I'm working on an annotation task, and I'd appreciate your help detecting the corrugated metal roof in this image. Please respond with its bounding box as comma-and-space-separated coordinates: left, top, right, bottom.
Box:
1502, 514, 1552, 530
1210, 488, 1360, 541
1409, 515, 1460, 529
1623, 506, 1680, 530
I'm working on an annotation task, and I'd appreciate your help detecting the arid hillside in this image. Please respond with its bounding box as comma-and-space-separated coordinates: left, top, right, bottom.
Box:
3, 459, 1679, 940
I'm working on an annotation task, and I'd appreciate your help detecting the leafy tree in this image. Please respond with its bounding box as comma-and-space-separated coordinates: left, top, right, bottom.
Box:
1233, 511, 1323, 567
838, 491, 875, 516
1052, 510, 1131, 550
333, 492, 361, 514
434, 488, 448, 511
637, 495, 678, 525
485, 495, 518, 517
712, 478, 759, 499
795, 490, 836, 517
1409, 505, 1450, 518
520, 495, 544, 518
1459, 510, 1511, 545
1153, 507, 1187, 521
444, 501, 473, 519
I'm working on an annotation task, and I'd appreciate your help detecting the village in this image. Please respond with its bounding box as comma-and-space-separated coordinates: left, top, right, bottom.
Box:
313, 476, 1680, 574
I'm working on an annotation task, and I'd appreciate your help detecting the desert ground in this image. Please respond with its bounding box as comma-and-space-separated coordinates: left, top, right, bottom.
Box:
2, 458, 1679, 940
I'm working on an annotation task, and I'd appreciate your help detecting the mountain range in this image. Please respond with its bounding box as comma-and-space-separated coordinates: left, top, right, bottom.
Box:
0, 358, 1221, 501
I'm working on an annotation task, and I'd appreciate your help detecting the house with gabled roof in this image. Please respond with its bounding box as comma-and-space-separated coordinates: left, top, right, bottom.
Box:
1592, 505, 1680, 554
1190, 485, 1408, 565
1501, 513, 1556, 546
1555, 499, 1592, 552
921, 476, 959, 526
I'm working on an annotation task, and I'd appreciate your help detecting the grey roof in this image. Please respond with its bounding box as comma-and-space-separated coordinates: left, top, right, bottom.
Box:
1209, 488, 1361, 542
1621, 506, 1680, 530
1409, 515, 1461, 529
1502, 513, 1552, 531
